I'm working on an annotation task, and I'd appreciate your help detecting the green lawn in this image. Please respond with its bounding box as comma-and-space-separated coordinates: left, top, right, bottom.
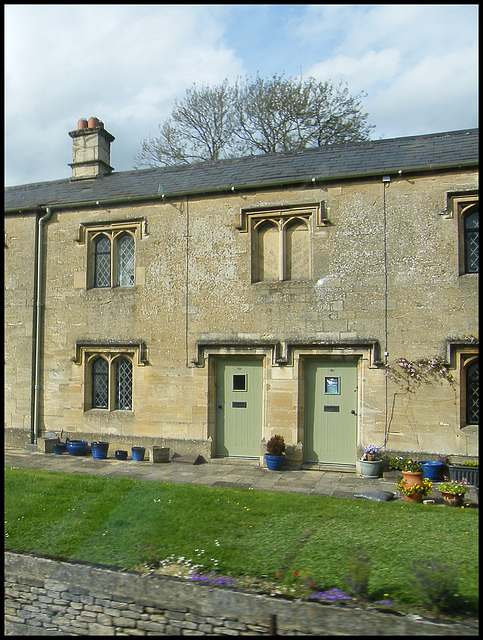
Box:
4, 467, 479, 616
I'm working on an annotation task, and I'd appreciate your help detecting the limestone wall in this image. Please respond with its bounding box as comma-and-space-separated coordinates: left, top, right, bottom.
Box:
4, 214, 38, 445
4, 169, 479, 460
5, 551, 478, 636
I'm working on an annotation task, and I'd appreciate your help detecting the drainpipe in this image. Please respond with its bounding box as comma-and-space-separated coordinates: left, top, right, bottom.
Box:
32, 206, 52, 444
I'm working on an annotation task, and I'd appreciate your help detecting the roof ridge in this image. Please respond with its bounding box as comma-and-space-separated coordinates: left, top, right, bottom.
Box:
5, 128, 478, 191
5, 128, 478, 210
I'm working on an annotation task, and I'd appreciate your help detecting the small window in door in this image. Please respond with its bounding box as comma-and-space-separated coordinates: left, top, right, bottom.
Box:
325, 377, 340, 394
233, 374, 247, 391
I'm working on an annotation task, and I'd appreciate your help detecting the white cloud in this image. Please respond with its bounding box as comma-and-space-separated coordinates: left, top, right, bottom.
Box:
308, 49, 403, 93
300, 5, 478, 138
293, 4, 477, 60
4, 4, 245, 184
367, 45, 479, 136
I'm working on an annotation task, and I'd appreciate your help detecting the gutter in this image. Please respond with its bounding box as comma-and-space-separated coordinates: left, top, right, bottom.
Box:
32, 206, 52, 444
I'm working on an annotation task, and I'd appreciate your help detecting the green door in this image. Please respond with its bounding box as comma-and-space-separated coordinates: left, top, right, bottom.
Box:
305, 359, 358, 464
215, 358, 263, 457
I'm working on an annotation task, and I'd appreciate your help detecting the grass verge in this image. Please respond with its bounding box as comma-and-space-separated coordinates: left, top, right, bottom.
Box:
4, 468, 478, 617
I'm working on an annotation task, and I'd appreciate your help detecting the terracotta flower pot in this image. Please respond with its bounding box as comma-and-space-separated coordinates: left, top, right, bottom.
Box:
441, 492, 464, 507
401, 470, 424, 487
403, 493, 423, 503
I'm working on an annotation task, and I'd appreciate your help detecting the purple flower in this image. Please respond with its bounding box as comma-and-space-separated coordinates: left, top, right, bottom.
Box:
188, 572, 237, 587
364, 445, 379, 455
310, 588, 351, 602
373, 599, 396, 608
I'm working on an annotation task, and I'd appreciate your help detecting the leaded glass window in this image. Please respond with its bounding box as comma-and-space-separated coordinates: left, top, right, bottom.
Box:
115, 357, 133, 410
466, 360, 479, 425
90, 354, 133, 411
464, 208, 479, 274
83, 221, 142, 290
92, 357, 109, 408
117, 234, 135, 286
94, 235, 111, 287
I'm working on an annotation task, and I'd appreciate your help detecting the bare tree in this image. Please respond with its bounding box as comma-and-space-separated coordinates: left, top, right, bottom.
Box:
134, 80, 240, 168
134, 75, 374, 168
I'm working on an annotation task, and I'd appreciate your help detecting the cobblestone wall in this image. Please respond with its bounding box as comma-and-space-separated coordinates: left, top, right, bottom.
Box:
5, 552, 478, 636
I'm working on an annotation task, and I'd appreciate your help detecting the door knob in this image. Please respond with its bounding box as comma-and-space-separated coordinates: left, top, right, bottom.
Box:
217, 405, 223, 409
351, 410, 357, 415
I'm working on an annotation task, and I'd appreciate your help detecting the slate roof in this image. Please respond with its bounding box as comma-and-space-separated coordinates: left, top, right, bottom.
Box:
4, 128, 478, 212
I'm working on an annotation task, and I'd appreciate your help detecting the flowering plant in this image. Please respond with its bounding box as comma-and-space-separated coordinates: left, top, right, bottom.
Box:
363, 445, 380, 460
396, 477, 433, 497
387, 457, 422, 472
438, 477, 469, 496
401, 460, 423, 473
385, 356, 455, 393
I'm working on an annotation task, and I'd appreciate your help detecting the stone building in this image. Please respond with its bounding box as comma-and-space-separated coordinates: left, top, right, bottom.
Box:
4, 121, 479, 468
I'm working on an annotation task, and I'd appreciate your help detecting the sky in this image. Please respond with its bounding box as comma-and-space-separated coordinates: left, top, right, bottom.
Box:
5, 4, 478, 187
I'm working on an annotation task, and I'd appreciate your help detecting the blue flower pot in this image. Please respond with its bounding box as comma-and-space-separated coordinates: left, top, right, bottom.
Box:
66, 440, 88, 456
53, 443, 64, 455
91, 441, 109, 460
115, 450, 128, 460
131, 446, 146, 461
265, 454, 284, 471
420, 461, 443, 481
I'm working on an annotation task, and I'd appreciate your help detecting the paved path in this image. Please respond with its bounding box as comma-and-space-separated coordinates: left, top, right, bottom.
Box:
5, 446, 397, 498
4, 447, 479, 505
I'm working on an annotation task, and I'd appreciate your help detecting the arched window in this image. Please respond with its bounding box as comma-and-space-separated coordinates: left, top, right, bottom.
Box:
92, 357, 109, 408
89, 354, 133, 411
464, 207, 479, 274
257, 221, 279, 282
466, 359, 479, 425
116, 233, 135, 287
285, 218, 309, 281
115, 357, 133, 410
94, 234, 111, 288
252, 214, 310, 282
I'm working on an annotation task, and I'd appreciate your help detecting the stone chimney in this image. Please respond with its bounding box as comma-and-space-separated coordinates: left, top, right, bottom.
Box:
68, 117, 115, 180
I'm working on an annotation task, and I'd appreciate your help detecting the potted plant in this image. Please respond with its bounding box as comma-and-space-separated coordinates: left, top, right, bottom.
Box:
438, 477, 469, 507
362, 445, 379, 461
360, 445, 382, 478
447, 460, 479, 487
387, 456, 406, 471
265, 434, 285, 471
390, 458, 424, 486
396, 477, 433, 503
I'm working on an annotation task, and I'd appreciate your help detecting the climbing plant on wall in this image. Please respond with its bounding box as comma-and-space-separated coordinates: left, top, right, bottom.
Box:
383, 356, 456, 448
384, 356, 456, 393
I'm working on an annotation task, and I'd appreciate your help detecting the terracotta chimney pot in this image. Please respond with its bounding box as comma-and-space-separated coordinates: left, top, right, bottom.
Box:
77, 119, 88, 130
87, 117, 100, 128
